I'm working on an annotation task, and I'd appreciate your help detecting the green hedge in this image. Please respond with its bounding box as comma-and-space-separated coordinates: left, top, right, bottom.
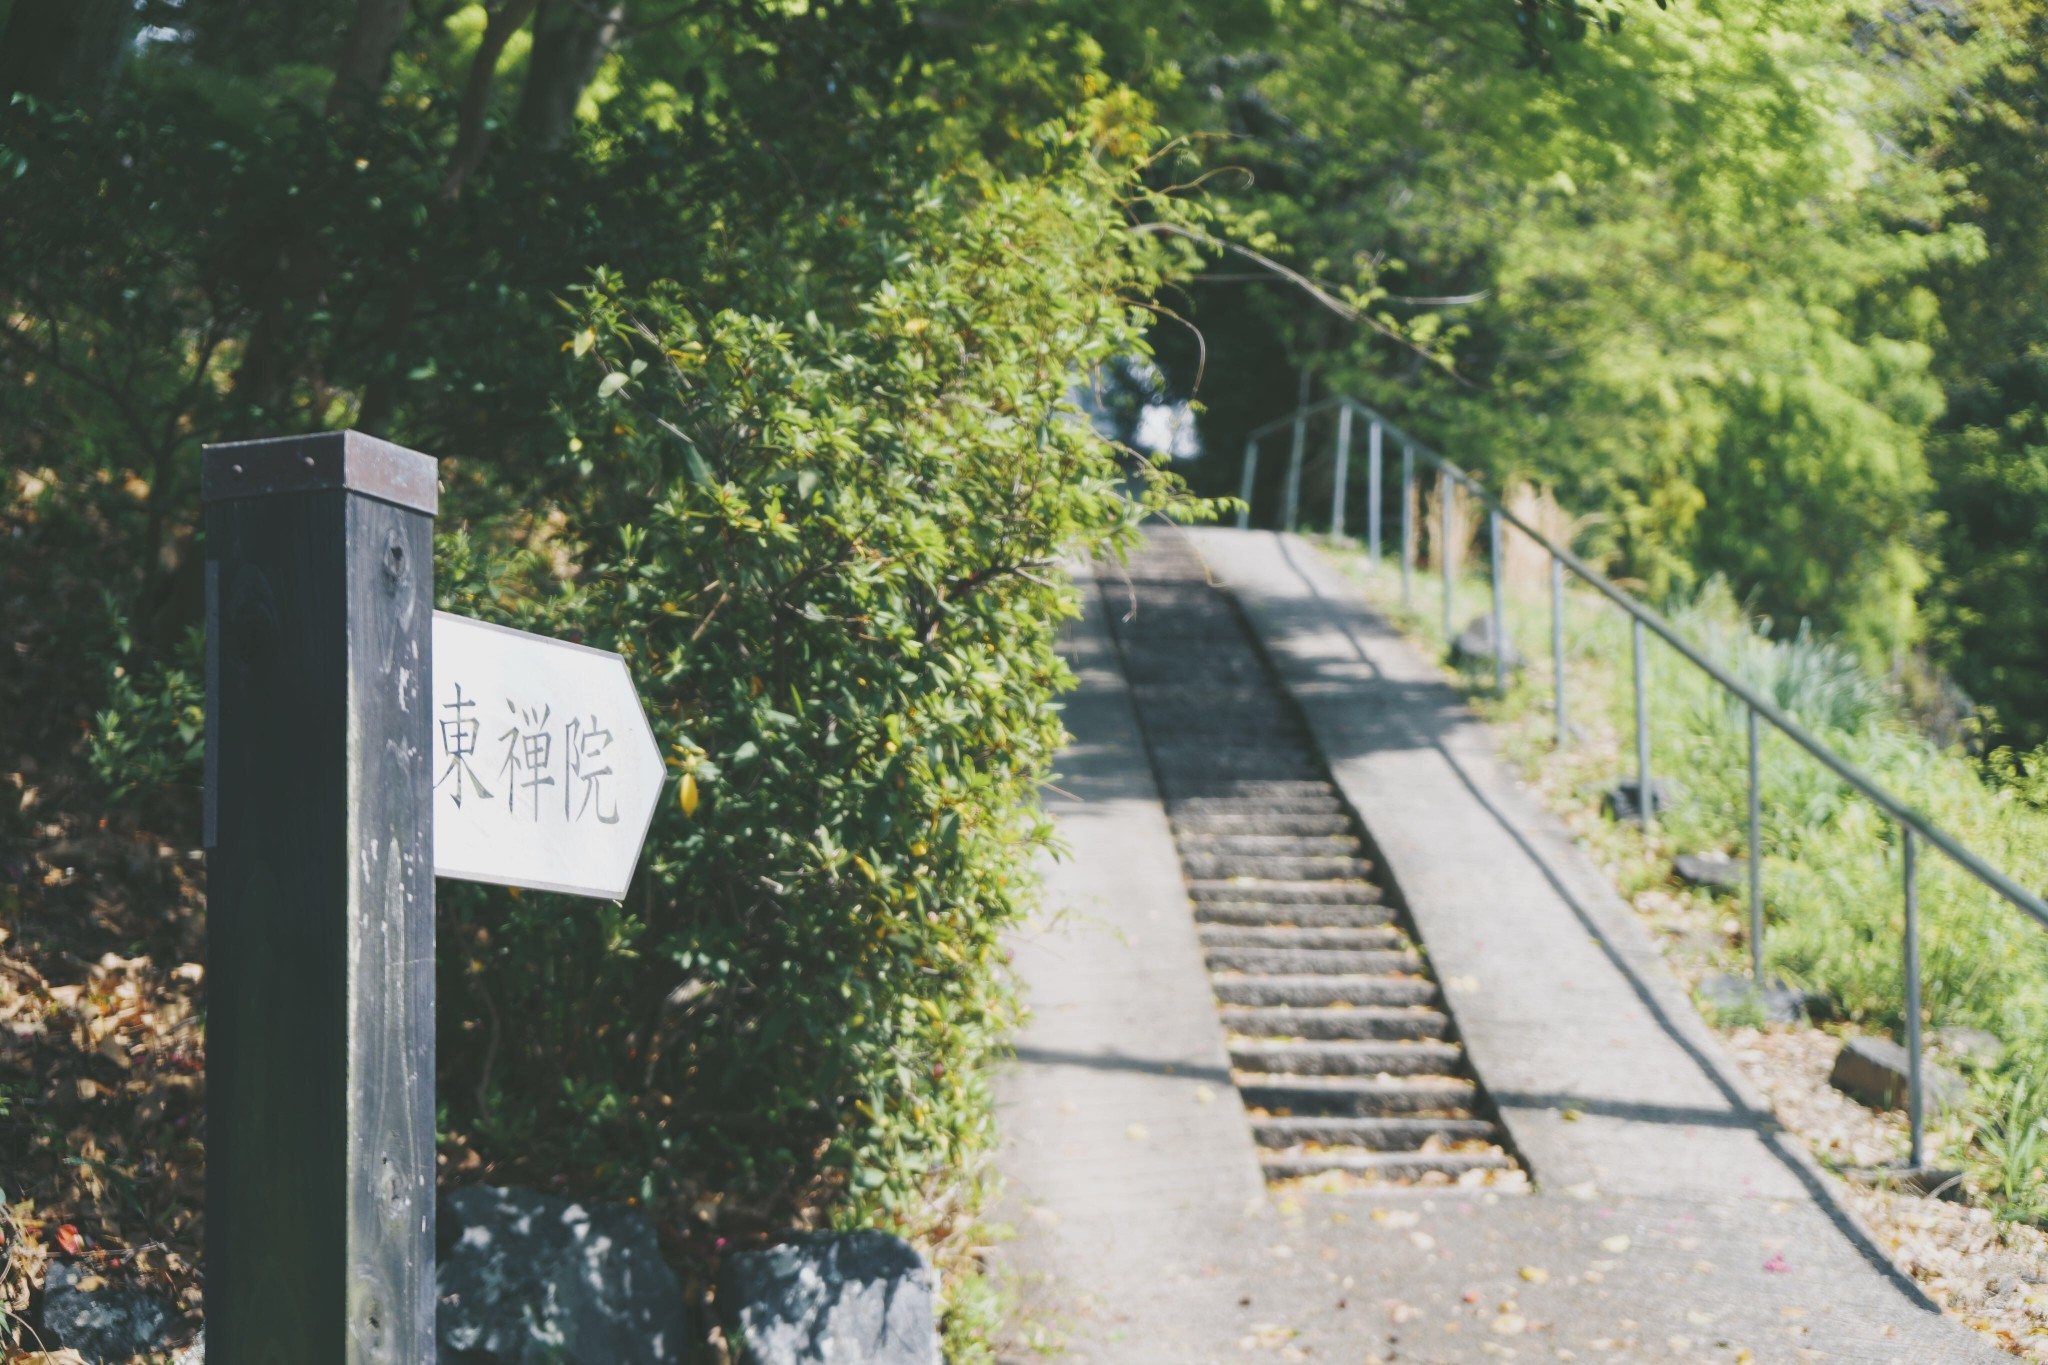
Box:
427, 130, 1205, 1253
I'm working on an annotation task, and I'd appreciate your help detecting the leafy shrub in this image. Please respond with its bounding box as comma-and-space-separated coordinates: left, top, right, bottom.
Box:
87, 623, 204, 831
429, 127, 1204, 1260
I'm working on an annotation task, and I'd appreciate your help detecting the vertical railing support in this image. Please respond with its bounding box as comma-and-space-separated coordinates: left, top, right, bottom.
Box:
1400, 444, 1415, 610
1633, 617, 1653, 831
1748, 707, 1765, 983
1236, 438, 1258, 530
1489, 507, 1507, 696
1330, 403, 1352, 539
1282, 370, 1309, 533
1439, 468, 1455, 647
1367, 421, 1384, 570
1904, 827, 1926, 1169
204, 431, 439, 1363
1551, 555, 1567, 748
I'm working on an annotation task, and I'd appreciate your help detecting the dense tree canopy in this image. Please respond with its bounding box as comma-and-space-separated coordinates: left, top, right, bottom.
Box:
1140, 0, 2046, 741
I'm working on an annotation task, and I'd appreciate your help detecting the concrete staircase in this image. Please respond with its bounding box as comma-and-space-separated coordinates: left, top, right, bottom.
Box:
1100, 534, 1516, 1187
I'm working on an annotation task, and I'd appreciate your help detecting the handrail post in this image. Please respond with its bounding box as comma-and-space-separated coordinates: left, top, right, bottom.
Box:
1439, 468, 1455, 647
1367, 421, 1384, 571
1551, 555, 1566, 747
1904, 828, 1925, 1169
1330, 403, 1352, 539
1748, 707, 1764, 982
1489, 507, 1507, 696
1237, 437, 1258, 530
1400, 444, 1415, 609
1282, 371, 1309, 533
1633, 618, 1653, 831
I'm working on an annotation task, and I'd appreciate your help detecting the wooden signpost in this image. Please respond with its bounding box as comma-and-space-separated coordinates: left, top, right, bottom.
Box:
202, 431, 662, 1364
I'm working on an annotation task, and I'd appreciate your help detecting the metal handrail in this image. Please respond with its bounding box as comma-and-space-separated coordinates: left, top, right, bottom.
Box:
1238, 388, 2048, 1170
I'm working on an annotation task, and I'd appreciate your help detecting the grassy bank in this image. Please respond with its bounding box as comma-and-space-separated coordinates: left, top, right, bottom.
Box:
1316, 535, 2048, 1222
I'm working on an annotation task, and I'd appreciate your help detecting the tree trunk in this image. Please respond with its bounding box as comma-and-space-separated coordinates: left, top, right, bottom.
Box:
355, 0, 542, 432
327, 0, 415, 121
515, 0, 626, 150
225, 0, 416, 420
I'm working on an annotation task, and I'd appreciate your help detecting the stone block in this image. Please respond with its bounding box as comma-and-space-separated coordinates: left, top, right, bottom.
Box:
38, 1261, 174, 1364
1673, 852, 1746, 893
1601, 777, 1681, 825
719, 1230, 938, 1365
1829, 1035, 1966, 1113
1449, 615, 1524, 672
1696, 973, 1816, 1025
437, 1185, 693, 1364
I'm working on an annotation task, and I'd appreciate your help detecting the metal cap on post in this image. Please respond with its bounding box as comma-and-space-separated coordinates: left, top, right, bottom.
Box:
204, 430, 438, 1364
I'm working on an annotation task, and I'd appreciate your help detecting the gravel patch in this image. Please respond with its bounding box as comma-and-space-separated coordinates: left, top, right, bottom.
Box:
1727, 1024, 2048, 1359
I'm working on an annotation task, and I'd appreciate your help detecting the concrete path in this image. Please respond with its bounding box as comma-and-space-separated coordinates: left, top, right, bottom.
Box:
990, 558, 1276, 1363
994, 531, 1999, 1363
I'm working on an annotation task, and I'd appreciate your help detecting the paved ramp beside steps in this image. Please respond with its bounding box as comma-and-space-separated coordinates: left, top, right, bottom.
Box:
993, 531, 2000, 1363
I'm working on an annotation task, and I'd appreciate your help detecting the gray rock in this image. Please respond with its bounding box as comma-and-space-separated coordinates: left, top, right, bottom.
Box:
39, 1262, 174, 1363
1829, 1035, 1966, 1113
1449, 615, 1525, 673
1696, 973, 1816, 1024
1673, 851, 1746, 893
173, 1329, 205, 1364
1932, 1026, 2006, 1069
1846, 1163, 1970, 1203
719, 1231, 938, 1365
1601, 777, 1682, 825
438, 1185, 692, 1365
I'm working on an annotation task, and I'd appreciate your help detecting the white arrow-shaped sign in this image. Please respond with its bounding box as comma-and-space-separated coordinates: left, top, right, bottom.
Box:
430, 612, 664, 900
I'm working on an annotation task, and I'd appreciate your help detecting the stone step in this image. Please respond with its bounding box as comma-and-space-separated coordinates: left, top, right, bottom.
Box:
1195, 901, 1395, 929
1129, 687, 1277, 707
1200, 925, 1407, 952
1212, 975, 1439, 1009
1259, 1149, 1514, 1182
1181, 853, 1373, 882
1188, 879, 1383, 906
1207, 947, 1422, 976
1236, 1073, 1478, 1118
1152, 753, 1323, 778
1163, 785, 1335, 806
1249, 1115, 1496, 1150
1222, 1005, 1449, 1041
1137, 705, 1284, 721
1120, 657, 1268, 679
1180, 833, 1367, 859
1171, 812, 1353, 837
1170, 800, 1347, 823
1142, 725, 1303, 748
1228, 1038, 1466, 1077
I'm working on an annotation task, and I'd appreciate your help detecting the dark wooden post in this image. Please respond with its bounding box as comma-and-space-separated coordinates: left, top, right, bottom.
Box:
203, 431, 438, 1364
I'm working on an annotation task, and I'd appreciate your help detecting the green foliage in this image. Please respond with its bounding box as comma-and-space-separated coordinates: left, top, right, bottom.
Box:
1980, 1076, 2048, 1223
87, 624, 205, 829
429, 148, 1203, 1235
1910, 3, 2048, 745
0, 0, 1211, 1328
1154, 0, 2010, 664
